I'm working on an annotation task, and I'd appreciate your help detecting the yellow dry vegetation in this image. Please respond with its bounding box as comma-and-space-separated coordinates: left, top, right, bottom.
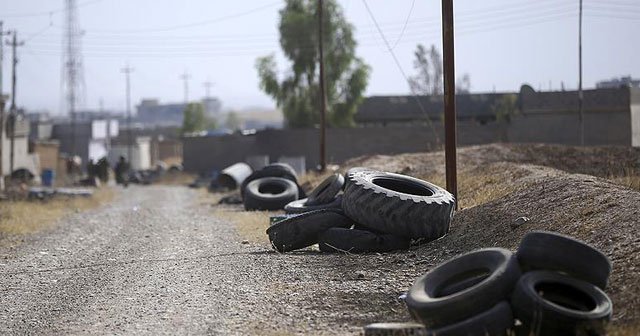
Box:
0, 188, 114, 236
212, 206, 276, 244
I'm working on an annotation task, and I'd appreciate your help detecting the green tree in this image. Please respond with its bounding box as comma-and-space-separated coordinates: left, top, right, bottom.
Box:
181, 103, 216, 135
492, 94, 519, 142
410, 44, 472, 95
255, 0, 370, 128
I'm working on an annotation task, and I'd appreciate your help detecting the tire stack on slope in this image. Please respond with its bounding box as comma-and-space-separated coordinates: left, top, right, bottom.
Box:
267, 167, 456, 253
242, 163, 306, 211
403, 231, 613, 336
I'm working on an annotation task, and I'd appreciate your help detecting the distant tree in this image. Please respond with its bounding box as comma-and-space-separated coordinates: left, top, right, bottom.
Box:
456, 73, 471, 94
181, 103, 216, 135
492, 94, 519, 142
255, 0, 370, 128
225, 111, 243, 131
409, 44, 443, 96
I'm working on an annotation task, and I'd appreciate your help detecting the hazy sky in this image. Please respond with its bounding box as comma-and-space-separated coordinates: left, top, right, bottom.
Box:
0, 0, 638, 114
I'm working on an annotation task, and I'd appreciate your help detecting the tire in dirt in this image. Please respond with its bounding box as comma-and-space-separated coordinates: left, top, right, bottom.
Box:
516, 230, 611, 289
425, 302, 514, 336
318, 228, 410, 253
342, 170, 455, 240
363, 322, 427, 336
243, 177, 299, 211
241, 163, 299, 198
284, 195, 343, 214
306, 173, 345, 206
510, 271, 612, 336
266, 209, 354, 252
405, 248, 521, 329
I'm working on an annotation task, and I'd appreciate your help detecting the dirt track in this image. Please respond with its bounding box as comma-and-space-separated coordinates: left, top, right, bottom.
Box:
0, 186, 409, 335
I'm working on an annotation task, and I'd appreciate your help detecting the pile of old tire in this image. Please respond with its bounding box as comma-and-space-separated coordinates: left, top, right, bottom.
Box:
405, 231, 612, 336
268, 167, 456, 253
242, 163, 305, 211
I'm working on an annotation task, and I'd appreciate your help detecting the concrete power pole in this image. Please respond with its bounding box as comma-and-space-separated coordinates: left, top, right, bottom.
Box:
180, 71, 191, 104
6, 31, 24, 175
0, 21, 10, 190
578, 0, 584, 146
121, 65, 134, 163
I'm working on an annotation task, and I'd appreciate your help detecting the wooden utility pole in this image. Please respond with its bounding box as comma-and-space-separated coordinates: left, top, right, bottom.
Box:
121, 65, 134, 163
442, 0, 458, 202
0, 21, 8, 190
578, 0, 584, 146
318, 0, 327, 171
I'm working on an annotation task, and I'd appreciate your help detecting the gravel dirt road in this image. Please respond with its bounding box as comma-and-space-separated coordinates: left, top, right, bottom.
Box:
0, 186, 404, 335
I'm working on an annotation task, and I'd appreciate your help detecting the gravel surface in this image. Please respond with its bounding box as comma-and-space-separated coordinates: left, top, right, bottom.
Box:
0, 186, 408, 335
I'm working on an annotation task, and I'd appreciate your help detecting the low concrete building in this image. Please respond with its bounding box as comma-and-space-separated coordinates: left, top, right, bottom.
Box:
51, 119, 119, 167
109, 137, 152, 170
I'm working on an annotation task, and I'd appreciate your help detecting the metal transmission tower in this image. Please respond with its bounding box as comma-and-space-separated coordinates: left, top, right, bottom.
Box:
62, 0, 85, 157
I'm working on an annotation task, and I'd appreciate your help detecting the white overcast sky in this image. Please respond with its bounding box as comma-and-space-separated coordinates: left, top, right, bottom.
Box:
0, 0, 638, 115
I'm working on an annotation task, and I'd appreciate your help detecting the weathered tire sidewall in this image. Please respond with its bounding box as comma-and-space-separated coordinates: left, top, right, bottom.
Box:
243, 177, 299, 211
510, 271, 612, 335
241, 164, 299, 199
516, 230, 612, 289
426, 302, 514, 336
265, 209, 353, 252
284, 195, 343, 214
306, 173, 345, 206
406, 248, 521, 328
342, 170, 455, 240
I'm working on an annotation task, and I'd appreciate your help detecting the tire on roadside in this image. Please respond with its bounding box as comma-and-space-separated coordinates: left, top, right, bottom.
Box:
425, 302, 514, 336
243, 177, 299, 211
516, 230, 612, 289
241, 163, 300, 199
342, 169, 455, 240
406, 248, 521, 329
284, 195, 343, 214
318, 228, 410, 253
510, 271, 612, 336
266, 209, 353, 252
306, 173, 345, 206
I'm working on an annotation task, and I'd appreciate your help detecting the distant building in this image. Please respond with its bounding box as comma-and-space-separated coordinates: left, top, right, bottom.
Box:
136, 97, 222, 128
596, 76, 640, 89
50, 119, 119, 166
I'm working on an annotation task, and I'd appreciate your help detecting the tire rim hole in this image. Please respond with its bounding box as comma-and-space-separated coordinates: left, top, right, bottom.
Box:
434, 268, 490, 297
259, 183, 286, 195
535, 282, 596, 312
372, 177, 434, 197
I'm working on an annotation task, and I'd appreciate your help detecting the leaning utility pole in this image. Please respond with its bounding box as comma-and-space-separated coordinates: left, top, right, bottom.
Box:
442, 0, 458, 201
578, 0, 584, 146
0, 21, 10, 190
121, 65, 134, 163
317, 0, 327, 172
6, 31, 24, 175
180, 71, 191, 103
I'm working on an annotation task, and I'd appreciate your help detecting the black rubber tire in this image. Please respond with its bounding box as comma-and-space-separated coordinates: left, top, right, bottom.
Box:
426, 302, 514, 336
517, 230, 611, 289
266, 209, 353, 252
510, 271, 612, 336
406, 248, 521, 329
342, 170, 455, 240
241, 163, 299, 199
344, 167, 372, 190
318, 228, 410, 253
306, 173, 345, 206
284, 195, 343, 214
363, 322, 427, 336
243, 177, 299, 211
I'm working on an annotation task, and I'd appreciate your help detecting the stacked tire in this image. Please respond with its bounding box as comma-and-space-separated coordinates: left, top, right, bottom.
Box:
405, 231, 613, 335
242, 163, 304, 211
268, 167, 456, 254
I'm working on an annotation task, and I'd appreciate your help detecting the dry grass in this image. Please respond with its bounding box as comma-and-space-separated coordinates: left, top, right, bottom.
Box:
212, 206, 276, 244
0, 187, 114, 237
608, 324, 640, 336
609, 168, 640, 192
155, 172, 196, 186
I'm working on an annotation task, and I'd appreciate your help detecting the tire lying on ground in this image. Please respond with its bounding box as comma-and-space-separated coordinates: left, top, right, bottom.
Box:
363, 322, 427, 336
406, 248, 521, 329
241, 163, 301, 199
266, 209, 353, 252
510, 271, 612, 335
284, 195, 343, 214
425, 302, 514, 336
306, 173, 345, 206
516, 230, 612, 289
243, 177, 299, 211
318, 228, 410, 253
342, 169, 455, 240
